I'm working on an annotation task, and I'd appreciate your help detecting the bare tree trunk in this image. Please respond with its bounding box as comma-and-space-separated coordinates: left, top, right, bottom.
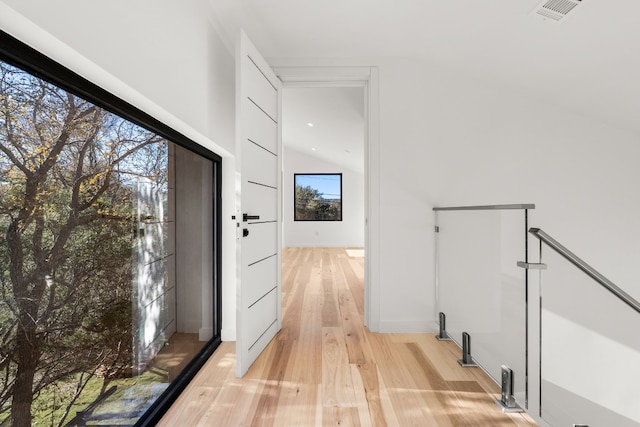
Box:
11, 326, 39, 427
7, 212, 43, 427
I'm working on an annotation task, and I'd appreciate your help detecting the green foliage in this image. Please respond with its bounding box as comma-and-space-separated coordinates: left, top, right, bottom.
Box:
294, 184, 341, 221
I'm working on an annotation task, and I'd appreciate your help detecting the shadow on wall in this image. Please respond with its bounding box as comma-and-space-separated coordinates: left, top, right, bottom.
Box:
541, 247, 640, 426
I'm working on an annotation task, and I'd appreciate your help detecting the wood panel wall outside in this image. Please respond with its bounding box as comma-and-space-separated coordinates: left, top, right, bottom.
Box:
159, 247, 537, 426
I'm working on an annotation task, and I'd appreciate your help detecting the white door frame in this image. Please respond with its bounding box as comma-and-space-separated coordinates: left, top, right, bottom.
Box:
273, 66, 381, 331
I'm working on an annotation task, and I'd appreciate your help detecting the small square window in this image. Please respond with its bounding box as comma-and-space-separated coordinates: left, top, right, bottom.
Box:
294, 173, 342, 221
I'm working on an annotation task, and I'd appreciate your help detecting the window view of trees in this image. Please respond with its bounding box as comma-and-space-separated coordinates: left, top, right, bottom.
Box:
294, 174, 342, 221
0, 59, 187, 426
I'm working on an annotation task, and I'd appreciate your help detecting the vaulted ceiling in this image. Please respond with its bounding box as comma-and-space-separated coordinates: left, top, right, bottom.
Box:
283, 87, 365, 173
210, 0, 640, 135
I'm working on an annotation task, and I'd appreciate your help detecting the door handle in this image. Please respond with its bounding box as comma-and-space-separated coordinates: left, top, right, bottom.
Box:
243, 213, 260, 222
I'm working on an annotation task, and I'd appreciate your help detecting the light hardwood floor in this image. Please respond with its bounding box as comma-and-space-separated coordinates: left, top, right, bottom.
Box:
159, 247, 537, 426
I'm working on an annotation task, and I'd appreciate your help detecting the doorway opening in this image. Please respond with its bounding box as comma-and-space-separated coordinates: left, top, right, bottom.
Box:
277, 66, 378, 329
282, 87, 365, 248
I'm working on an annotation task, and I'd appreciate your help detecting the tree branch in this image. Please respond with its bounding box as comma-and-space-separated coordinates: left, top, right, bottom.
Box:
70, 110, 102, 211
0, 143, 30, 177
111, 137, 163, 167
31, 214, 45, 267
77, 169, 113, 212
0, 79, 31, 177
55, 351, 107, 427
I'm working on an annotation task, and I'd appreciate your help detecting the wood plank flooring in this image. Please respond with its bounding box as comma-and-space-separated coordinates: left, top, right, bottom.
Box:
159, 247, 537, 426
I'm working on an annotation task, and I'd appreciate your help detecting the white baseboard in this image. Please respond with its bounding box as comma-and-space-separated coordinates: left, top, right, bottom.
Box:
199, 327, 213, 341
179, 320, 201, 335
378, 320, 438, 333
221, 328, 236, 342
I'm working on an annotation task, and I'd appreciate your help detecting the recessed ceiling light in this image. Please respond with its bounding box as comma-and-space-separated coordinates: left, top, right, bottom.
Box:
307, 122, 314, 127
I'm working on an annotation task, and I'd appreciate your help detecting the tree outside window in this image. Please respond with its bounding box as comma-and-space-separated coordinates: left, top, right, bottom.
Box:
294, 174, 342, 221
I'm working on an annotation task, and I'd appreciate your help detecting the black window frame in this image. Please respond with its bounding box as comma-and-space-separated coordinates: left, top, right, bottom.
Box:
0, 29, 223, 427
294, 173, 343, 222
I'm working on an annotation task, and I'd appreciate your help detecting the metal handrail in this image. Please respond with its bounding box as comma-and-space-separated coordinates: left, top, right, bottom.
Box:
529, 227, 640, 315
433, 204, 535, 211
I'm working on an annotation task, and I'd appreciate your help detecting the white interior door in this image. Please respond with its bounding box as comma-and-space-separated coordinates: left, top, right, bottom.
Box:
235, 30, 282, 377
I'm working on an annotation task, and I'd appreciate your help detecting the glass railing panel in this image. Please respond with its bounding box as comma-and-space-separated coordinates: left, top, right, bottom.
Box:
540, 248, 640, 427
436, 207, 528, 406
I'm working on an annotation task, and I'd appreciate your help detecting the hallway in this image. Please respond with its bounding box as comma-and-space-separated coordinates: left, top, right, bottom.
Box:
159, 247, 537, 426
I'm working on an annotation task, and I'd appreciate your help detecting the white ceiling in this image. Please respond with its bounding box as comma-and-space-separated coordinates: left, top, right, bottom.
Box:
210, 0, 640, 135
282, 87, 364, 173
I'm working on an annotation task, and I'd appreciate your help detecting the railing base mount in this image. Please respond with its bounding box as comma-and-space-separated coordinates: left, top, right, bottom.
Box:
457, 359, 478, 368
495, 399, 523, 413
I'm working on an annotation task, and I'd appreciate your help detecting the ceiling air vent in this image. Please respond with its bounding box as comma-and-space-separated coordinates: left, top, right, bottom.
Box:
533, 0, 582, 22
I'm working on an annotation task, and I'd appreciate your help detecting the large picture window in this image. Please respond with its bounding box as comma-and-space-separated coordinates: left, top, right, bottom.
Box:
0, 31, 221, 426
294, 173, 342, 221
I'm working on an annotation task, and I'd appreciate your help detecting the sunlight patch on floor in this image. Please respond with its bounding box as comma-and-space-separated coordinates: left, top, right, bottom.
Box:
345, 249, 364, 257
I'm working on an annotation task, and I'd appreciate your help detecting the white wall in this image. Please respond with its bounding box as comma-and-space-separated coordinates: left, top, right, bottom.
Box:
283, 147, 364, 247
0, 0, 238, 341
272, 55, 640, 333
1, 0, 208, 136
376, 57, 640, 331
